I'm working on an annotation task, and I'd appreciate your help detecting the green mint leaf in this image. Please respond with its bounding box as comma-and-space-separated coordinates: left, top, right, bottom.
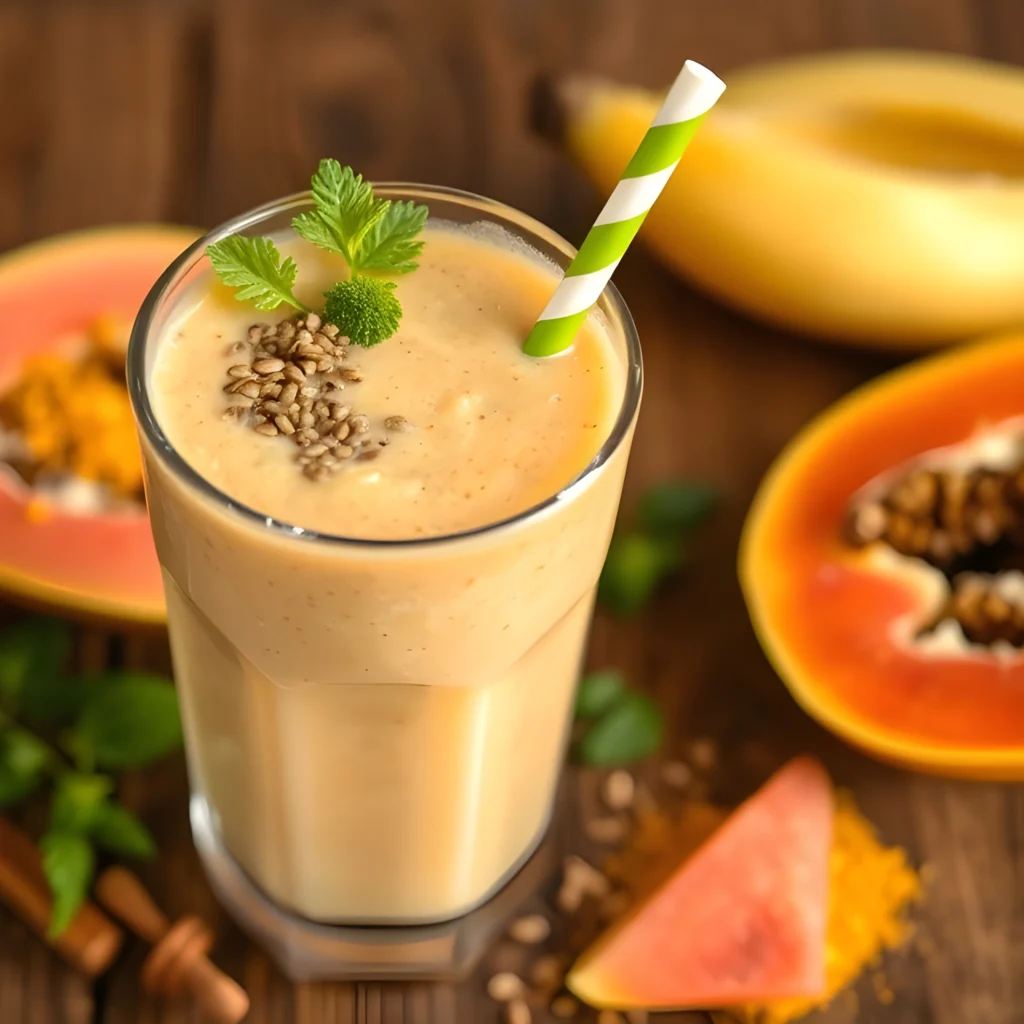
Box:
90, 801, 156, 859
324, 278, 401, 348
355, 200, 429, 274
598, 533, 684, 617
0, 727, 51, 805
51, 772, 113, 833
41, 831, 94, 937
71, 673, 182, 770
637, 480, 719, 537
576, 692, 663, 766
0, 617, 71, 713
207, 236, 308, 312
575, 670, 627, 719
294, 160, 390, 266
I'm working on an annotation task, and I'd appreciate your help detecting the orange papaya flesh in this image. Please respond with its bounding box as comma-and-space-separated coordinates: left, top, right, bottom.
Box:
567, 757, 832, 1010
0, 226, 197, 624
742, 333, 1024, 776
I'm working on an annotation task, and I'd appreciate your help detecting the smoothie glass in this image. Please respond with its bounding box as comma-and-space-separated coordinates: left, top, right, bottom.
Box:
128, 186, 642, 977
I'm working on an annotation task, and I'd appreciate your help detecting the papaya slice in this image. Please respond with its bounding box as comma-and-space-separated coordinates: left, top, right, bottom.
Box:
742, 332, 1024, 778
0, 226, 197, 624
567, 757, 832, 1010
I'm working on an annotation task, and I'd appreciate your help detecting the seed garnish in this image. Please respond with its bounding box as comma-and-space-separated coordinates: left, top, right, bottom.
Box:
221, 314, 404, 480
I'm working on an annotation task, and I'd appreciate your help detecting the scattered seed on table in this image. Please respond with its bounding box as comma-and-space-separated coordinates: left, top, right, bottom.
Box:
551, 995, 579, 1019
585, 816, 627, 844
602, 769, 635, 811
506, 999, 531, 1024
508, 914, 550, 945
487, 972, 524, 1002
689, 738, 718, 771
661, 760, 693, 789
529, 954, 565, 992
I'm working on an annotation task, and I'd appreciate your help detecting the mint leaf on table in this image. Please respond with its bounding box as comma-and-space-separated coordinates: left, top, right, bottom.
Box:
70, 673, 182, 770
207, 236, 308, 312
576, 691, 664, 766
0, 727, 51, 805
356, 200, 429, 274
90, 801, 156, 859
598, 533, 684, 617
0, 618, 71, 712
40, 831, 94, 937
50, 772, 113, 833
637, 480, 719, 537
575, 670, 627, 719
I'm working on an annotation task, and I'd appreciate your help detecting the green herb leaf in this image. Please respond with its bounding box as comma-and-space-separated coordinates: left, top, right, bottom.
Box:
70, 674, 182, 771
637, 480, 719, 537
51, 772, 113, 833
0, 618, 71, 712
40, 831, 94, 936
575, 670, 627, 719
294, 160, 428, 277
324, 277, 402, 348
598, 533, 684, 617
90, 802, 156, 859
357, 200, 429, 274
293, 160, 389, 267
0, 727, 51, 805
207, 236, 308, 312
576, 692, 664, 766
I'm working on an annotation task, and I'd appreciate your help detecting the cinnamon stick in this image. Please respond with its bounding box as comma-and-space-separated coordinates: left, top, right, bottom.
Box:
0, 816, 123, 975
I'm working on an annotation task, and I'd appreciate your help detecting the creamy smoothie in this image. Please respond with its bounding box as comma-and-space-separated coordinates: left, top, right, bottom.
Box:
137, 196, 636, 924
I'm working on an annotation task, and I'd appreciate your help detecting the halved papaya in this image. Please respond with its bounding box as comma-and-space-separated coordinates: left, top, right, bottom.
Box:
741, 332, 1024, 778
0, 226, 197, 625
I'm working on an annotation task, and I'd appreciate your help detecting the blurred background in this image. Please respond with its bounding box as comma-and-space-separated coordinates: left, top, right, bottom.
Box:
5, 0, 1017, 242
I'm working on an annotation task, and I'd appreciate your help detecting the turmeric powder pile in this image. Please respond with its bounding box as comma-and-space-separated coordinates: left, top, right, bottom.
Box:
602, 790, 922, 1024
742, 791, 922, 1024
0, 315, 143, 507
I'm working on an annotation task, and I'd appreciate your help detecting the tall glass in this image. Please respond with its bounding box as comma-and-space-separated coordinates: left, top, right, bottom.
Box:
128, 187, 641, 945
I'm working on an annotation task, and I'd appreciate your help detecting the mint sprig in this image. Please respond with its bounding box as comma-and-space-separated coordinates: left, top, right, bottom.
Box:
0, 618, 181, 935
206, 159, 428, 349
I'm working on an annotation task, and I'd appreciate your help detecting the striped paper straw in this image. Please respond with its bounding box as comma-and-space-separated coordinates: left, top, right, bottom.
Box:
524, 60, 726, 357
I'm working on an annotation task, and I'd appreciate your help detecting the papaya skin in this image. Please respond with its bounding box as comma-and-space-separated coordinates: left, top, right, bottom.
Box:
0, 225, 199, 625
740, 332, 1024, 780
556, 51, 1024, 350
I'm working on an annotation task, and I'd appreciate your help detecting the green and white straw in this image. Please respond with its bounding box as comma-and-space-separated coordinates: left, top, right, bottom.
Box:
524, 60, 726, 357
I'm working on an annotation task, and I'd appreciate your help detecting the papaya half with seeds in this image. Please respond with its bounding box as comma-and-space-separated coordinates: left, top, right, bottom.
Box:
741, 333, 1024, 779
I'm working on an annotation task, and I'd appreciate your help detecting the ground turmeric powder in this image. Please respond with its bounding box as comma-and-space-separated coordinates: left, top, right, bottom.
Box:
602, 790, 922, 1024
0, 316, 143, 503
742, 791, 922, 1024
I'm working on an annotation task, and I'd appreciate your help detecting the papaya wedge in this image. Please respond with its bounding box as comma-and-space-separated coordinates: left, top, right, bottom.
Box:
741, 332, 1024, 778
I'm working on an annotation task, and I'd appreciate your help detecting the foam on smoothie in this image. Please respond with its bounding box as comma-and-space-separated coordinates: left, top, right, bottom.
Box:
151, 223, 624, 540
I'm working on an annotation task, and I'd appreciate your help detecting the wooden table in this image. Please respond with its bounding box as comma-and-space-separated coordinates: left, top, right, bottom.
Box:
2, 1, 1023, 1021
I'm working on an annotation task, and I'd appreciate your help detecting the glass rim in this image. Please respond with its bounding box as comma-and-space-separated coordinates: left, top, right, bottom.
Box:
127, 182, 643, 550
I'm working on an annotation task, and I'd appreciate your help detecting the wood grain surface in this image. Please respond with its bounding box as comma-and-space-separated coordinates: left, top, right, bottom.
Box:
1, 1, 1023, 1022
